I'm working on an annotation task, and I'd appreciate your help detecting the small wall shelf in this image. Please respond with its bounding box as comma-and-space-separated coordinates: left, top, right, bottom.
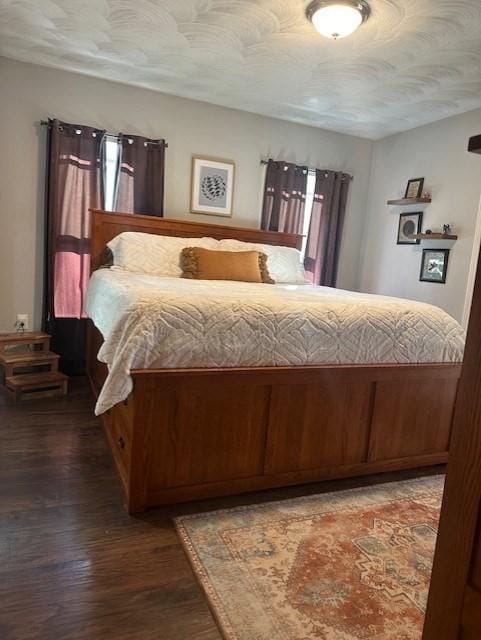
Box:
412, 233, 458, 241
387, 197, 432, 205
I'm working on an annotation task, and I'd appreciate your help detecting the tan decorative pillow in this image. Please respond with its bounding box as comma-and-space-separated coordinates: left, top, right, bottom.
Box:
180, 247, 275, 284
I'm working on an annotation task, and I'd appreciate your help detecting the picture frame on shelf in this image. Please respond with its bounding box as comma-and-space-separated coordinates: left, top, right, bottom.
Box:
191, 156, 235, 217
419, 248, 450, 284
397, 211, 423, 245
404, 177, 424, 199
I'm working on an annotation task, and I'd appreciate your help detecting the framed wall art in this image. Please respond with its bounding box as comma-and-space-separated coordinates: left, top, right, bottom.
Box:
191, 156, 235, 217
397, 211, 423, 245
419, 248, 450, 284
404, 177, 424, 199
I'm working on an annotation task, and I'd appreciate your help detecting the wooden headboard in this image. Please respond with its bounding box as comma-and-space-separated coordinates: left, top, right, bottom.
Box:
90, 209, 304, 271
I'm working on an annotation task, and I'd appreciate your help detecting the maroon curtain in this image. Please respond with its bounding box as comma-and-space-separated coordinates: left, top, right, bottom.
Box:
261, 160, 308, 233
115, 135, 165, 215
304, 170, 350, 287
44, 119, 105, 373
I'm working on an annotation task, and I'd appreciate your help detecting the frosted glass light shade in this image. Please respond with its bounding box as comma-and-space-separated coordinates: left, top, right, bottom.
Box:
306, 1, 370, 39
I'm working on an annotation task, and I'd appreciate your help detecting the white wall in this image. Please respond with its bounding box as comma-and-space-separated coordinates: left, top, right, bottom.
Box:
359, 109, 481, 323
0, 57, 373, 332
3, 56, 478, 333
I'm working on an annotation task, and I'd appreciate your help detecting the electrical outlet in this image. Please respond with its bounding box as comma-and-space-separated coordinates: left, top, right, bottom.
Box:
16, 314, 29, 331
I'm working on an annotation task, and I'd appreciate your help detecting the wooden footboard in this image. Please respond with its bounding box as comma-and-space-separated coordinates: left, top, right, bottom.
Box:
88, 338, 460, 513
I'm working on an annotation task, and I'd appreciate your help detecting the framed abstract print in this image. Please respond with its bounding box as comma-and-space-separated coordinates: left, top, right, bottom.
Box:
191, 156, 235, 217
397, 211, 423, 245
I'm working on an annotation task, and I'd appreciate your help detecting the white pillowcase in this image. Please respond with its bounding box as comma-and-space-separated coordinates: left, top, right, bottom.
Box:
219, 238, 307, 284
107, 232, 219, 277
107, 231, 307, 283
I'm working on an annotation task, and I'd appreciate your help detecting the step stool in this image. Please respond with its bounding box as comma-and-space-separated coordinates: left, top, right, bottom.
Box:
0, 332, 68, 401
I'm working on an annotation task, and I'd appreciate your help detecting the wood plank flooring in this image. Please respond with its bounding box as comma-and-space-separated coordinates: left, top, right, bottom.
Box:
0, 378, 443, 640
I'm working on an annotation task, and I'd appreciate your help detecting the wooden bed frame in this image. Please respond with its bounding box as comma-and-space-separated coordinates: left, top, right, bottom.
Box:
87, 209, 462, 513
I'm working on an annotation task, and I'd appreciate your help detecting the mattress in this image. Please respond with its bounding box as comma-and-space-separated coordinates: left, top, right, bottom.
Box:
85, 268, 465, 415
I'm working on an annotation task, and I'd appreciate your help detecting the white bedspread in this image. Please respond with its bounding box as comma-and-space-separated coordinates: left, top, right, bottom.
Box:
85, 269, 465, 415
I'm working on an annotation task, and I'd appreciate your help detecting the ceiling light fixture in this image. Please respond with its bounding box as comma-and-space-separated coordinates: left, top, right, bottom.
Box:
306, 0, 371, 39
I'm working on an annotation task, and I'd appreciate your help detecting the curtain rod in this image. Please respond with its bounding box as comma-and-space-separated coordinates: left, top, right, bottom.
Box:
260, 159, 352, 180
39, 120, 168, 147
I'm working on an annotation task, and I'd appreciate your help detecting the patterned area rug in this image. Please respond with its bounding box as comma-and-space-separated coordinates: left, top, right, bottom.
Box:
175, 476, 443, 640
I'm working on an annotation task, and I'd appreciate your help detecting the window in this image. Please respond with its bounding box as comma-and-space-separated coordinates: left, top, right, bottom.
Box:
103, 136, 121, 211
301, 170, 317, 260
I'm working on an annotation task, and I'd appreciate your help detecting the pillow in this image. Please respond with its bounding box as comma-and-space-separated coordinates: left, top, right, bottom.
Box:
180, 247, 274, 284
218, 238, 307, 283
107, 232, 219, 277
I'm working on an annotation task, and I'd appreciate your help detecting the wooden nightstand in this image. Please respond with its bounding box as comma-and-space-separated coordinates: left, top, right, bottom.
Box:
0, 332, 68, 401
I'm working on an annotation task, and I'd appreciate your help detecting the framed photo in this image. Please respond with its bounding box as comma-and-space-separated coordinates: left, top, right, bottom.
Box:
404, 177, 424, 199
420, 249, 450, 284
397, 211, 423, 245
191, 156, 235, 217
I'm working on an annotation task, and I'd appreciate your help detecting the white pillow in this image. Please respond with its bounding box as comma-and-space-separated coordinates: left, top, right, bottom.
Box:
218, 238, 307, 284
108, 232, 220, 277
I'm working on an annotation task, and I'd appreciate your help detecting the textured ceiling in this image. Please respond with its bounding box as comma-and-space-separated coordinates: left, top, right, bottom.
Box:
1, 0, 481, 139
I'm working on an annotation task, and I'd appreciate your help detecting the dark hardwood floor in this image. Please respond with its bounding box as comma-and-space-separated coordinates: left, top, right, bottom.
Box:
0, 378, 443, 640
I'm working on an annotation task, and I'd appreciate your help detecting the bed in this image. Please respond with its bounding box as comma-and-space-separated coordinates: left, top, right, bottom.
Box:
86, 209, 464, 513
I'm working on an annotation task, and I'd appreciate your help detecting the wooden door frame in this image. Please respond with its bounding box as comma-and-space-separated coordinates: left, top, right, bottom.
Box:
423, 135, 481, 638
462, 190, 481, 328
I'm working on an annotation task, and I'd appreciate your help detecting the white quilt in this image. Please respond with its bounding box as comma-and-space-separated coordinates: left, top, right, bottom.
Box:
85, 269, 465, 415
